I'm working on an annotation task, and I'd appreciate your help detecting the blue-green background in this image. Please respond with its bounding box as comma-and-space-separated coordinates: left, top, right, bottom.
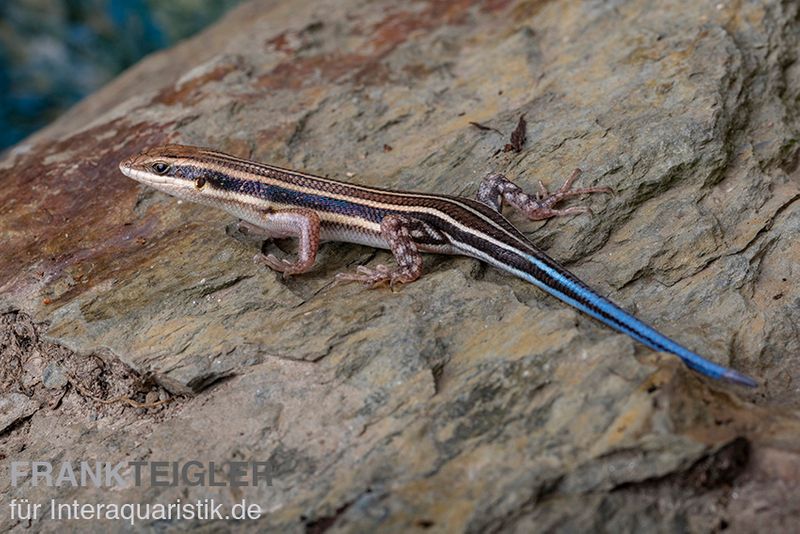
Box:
0, 0, 242, 150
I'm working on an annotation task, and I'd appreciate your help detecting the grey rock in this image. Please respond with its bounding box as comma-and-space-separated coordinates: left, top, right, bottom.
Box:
0, 393, 38, 433
41, 362, 68, 389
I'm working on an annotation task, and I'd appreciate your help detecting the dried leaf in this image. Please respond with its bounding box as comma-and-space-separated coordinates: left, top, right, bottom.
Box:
503, 114, 527, 153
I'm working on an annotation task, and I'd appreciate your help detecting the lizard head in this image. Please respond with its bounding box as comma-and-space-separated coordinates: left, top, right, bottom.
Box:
119, 144, 226, 203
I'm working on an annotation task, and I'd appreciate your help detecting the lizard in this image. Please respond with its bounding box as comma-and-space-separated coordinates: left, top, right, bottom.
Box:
119, 144, 757, 387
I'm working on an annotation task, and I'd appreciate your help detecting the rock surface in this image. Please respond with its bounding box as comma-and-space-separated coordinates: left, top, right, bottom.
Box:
2, 0, 800, 531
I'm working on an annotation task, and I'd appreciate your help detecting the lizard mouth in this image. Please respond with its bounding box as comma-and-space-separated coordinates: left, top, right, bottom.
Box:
118, 159, 173, 188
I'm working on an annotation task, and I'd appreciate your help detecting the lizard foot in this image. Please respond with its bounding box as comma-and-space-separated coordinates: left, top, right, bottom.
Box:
526, 168, 613, 219
335, 264, 418, 289
254, 253, 308, 277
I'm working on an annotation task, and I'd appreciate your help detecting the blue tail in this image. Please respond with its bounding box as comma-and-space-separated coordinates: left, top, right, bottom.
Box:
515, 253, 757, 387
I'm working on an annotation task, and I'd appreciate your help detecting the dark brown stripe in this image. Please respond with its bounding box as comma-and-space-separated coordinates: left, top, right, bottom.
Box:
184, 149, 537, 254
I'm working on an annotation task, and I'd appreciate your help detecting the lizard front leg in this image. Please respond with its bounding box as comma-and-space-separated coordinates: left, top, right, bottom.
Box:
477, 168, 611, 219
335, 214, 426, 288
245, 208, 321, 276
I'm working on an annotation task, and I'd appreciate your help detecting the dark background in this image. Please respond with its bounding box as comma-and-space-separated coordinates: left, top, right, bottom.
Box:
0, 0, 242, 151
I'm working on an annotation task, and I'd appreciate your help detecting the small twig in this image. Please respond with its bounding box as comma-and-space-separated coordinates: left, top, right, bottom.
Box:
469, 121, 503, 135
68, 375, 172, 409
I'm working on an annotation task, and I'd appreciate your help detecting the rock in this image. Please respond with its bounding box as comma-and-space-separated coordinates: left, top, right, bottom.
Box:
1, 0, 799, 531
0, 393, 39, 433
41, 362, 68, 389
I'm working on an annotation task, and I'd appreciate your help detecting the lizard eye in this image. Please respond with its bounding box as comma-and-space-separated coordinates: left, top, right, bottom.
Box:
152, 162, 169, 175
195, 177, 206, 189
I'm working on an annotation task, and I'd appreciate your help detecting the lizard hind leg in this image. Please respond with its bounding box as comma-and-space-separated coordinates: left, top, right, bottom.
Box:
335, 214, 426, 288
477, 169, 612, 220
